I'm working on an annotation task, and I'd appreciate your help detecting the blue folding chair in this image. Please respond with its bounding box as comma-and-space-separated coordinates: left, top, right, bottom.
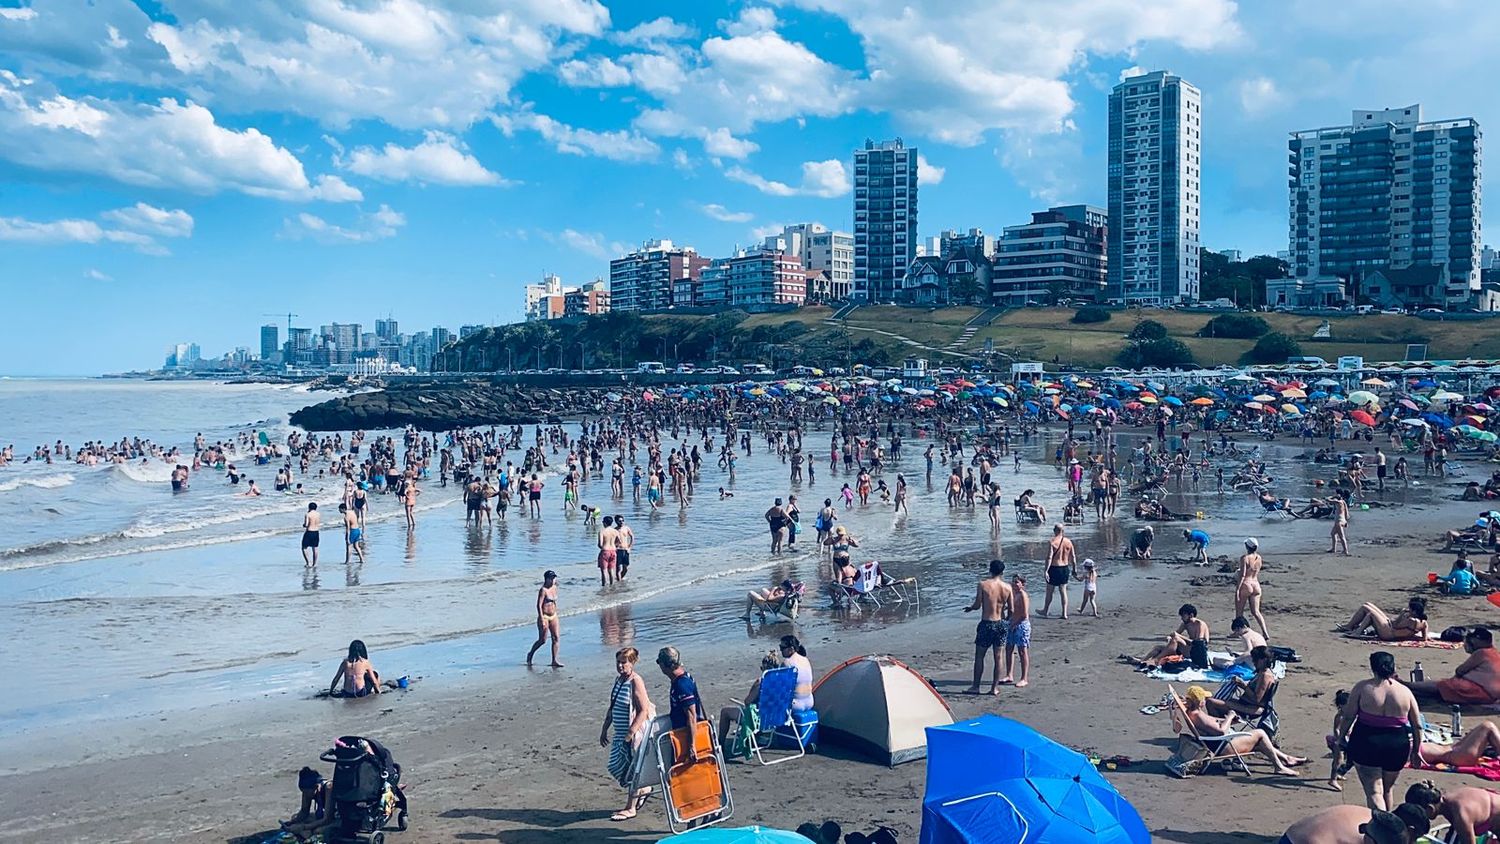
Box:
729, 667, 806, 766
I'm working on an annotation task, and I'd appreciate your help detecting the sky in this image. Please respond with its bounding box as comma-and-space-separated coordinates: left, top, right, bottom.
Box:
2, 0, 1499, 374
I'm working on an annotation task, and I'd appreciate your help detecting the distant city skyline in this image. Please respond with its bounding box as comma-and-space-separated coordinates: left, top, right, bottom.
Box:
6, 2, 1500, 373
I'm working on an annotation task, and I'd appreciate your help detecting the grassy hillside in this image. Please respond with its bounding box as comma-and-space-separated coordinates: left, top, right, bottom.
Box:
444, 305, 1487, 371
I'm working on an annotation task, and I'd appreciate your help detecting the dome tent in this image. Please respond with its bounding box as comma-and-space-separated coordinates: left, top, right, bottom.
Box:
811, 655, 953, 766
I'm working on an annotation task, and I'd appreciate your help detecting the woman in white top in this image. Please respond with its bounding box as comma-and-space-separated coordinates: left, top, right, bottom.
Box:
779, 635, 815, 711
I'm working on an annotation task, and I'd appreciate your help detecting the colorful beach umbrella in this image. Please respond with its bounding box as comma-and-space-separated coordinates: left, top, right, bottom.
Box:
1347, 391, 1379, 406
1190, 397, 1215, 406
1350, 410, 1376, 427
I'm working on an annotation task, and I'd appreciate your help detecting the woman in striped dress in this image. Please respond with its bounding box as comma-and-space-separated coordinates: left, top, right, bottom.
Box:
599, 646, 654, 821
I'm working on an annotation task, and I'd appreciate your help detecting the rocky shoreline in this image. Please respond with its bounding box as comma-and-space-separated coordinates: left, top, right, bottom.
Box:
288, 383, 604, 431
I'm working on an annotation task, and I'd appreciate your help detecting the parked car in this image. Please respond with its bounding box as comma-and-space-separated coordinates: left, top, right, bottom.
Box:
1418, 307, 1446, 315
1381, 308, 1404, 315
1354, 305, 1377, 314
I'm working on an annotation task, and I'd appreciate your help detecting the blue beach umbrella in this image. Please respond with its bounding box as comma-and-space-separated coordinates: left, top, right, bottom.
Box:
1023, 401, 1041, 414
1423, 412, 1456, 429
1163, 396, 1183, 407
1308, 390, 1328, 400
921, 715, 1149, 844
660, 827, 811, 843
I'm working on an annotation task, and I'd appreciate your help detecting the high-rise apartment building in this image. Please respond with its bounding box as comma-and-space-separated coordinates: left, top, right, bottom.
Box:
259, 324, 279, 363
773, 223, 854, 301
1289, 104, 1482, 305
1107, 70, 1202, 304
563, 279, 611, 317
939, 229, 996, 261
525, 274, 571, 321
609, 240, 711, 312
853, 138, 919, 302
993, 205, 1109, 305
374, 319, 399, 340
727, 249, 806, 308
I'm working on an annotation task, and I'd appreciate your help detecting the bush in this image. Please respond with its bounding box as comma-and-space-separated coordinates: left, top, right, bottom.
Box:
1127, 319, 1168, 342
1118, 338, 1194, 368
1245, 332, 1303, 364
1202, 313, 1269, 339
1071, 306, 1111, 324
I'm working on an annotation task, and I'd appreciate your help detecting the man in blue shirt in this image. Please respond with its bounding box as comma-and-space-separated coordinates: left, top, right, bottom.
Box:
1183, 528, 1211, 566
656, 646, 704, 763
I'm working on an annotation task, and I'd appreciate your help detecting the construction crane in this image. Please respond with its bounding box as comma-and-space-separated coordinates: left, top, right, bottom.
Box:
262, 312, 300, 338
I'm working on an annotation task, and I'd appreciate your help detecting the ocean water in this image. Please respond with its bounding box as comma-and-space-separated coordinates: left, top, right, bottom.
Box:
0, 380, 1415, 747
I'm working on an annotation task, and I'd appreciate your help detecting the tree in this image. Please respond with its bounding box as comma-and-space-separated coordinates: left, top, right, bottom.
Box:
1128, 319, 1168, 341
1245, 332, 1303, 364
1201, 313, 1270, 339
1119, 338, 1194, 368
1071, 306, 1111, 324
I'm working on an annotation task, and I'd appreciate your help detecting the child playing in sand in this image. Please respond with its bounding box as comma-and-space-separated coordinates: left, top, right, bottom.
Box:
1327, 689, 1352, 790
1077, 559, 1100, 617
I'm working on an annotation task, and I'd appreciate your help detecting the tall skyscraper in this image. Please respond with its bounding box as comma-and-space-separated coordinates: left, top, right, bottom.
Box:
1107, 70, 1202, 304
375, 318, 399, 340
1290, 104, 1482, 305
259, 324, 279, 362
853, 138, 919, 302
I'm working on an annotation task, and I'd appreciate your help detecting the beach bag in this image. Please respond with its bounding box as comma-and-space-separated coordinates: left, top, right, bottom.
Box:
1166, 737, 1211, 778
1442, 626, 1469, 643
1268, 645, 1301, 664
1188, 639, 1210, 670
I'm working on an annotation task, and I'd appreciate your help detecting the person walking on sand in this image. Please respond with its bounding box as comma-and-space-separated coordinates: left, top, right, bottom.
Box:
655, 647, 704, 764
300, 502, 320, 567
894, 474, 909, 516
1077, 559, 1099, 618
597, 516, 620, 586
526, 570, 563, 668
1002, 573, 1032, 687
964, 559, 1013, 696
1236, 538, 1270, 639
1330, 489, 1352, 555
1040, 524, 1076, 619
600, 646, 654, 821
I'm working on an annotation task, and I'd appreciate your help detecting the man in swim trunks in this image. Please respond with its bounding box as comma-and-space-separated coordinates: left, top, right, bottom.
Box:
964, 560, 1012, 696
340, 503, 365, 564
1040, 524, 1076, 618
1003, 574, 1032, 687
597, 516, 619, 586
614, 515, 634, 579
1405, 627, 1500, 705
301, 502, 320, 567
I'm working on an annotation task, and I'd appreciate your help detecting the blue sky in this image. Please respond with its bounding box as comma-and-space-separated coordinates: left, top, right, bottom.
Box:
2, 0, 1498, 374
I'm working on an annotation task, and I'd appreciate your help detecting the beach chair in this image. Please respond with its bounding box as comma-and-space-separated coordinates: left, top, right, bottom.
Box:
727, 667, 807, 766
1212, 678, 1280, 740
829, 561, 917, 608
1258, 498, 1294, 520
1164, 685, 1257, 779
655, 718, 733, 833
753, 583, 804, 621
1447, 462, 1470, 479
1014, 497, 1042, 525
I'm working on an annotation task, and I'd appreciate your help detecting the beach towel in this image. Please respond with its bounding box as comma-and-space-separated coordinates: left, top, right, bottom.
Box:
1143, 652, 1287, 684
1348, 632, 1463, 650
1412, 756, 1500, 781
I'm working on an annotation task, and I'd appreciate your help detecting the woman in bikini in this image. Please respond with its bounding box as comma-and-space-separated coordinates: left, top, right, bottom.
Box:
328, 639, 381, 697
1337, 597, 1428, 642
1235, 538, 1270, 639
526, 570, 563, 668
826, 526, 858, 577
1413, 720, 1500, 768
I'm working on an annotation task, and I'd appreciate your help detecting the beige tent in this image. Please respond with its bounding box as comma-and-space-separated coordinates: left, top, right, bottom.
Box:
812, 654, 953, 766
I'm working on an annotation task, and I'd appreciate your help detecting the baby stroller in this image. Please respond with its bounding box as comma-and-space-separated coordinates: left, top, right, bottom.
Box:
320, 735, 409, 843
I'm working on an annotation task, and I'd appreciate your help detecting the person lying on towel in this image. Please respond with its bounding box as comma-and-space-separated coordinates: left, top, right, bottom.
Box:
1405, 627, 1500, 706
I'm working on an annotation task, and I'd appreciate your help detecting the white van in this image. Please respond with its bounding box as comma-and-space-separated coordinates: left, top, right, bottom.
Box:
636, 361, 666, 374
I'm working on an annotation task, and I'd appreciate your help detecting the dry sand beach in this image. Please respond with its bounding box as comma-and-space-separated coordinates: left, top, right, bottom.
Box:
3, 433, 1497, 843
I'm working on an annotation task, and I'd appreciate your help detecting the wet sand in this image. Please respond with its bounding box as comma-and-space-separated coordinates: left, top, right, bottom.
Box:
3, 435, 1495, 843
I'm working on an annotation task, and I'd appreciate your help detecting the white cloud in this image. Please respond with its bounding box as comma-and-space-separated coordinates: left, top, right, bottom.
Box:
0, 7, 37, 20
541, 228, 626, 261
286, 204, 406, 244
1238, 76, 1281, 114
720, 7, 779, 37
917, 153, 945, 186
701, 128, 759, 160
131, 0, 612, 129
0, 79, 358, 201
750, 222, 786, 240
85, 268, 113, 281
726, 159, 850, 198
492, 110, 659, 162
613, 17, 695, 47
558, 56, 633, 88
671, 148, 695, 172
0, 202, 194, 254
699, 203, 753, 223
101, 202, 195, 238
1119, 65, 1148, 82
340, 132, 506, 186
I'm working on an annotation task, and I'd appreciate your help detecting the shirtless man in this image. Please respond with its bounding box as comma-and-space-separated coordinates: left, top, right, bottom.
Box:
1122, 604, 1211, 669
1236, 537, 1269, 639
597, 516, 619, 586
1280, 804, 1429, 844
615, 515, 635, 579
963, 560, 1013, 696
341, 502, 365, 565
1405, 626, 1500, 705
1040, 524, 1077, 619
1003, 574, 1032, 687
300, 502, 320, 567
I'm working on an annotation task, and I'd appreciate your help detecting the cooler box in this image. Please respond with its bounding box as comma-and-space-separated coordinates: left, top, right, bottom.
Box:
774, 708, 819, 751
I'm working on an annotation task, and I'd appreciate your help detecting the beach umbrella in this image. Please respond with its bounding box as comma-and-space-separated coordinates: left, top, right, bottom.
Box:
1455, 424, 1484, 437
902, 387, 920, 395
605, 392, 622, 401
1281, 403, 1302, 415
1138, 395, 1158, 404
783, 381, 804, 392
1400, 418, 1429, 428
1473, 431, 1500, 443
1350, 410, 1377, 427
1023, 401, 1041, 414
661, 826, 812, 843
1473, 403, 1495, 413
1347, 390, 1379, 406
992, 396, 1009, 407
1315, 378, 1340, 387
1147, 381, 1166, 392
1253, 393, 1276, 402
1280, 387, 1307, 399
1361, 377, 1389, 387
1422, 412, 1456, 429
1229, 374, 1257, 382
922, 715, 1150, 844
642, 390, 657, 401
1163, 396, 1184, 406
1245, 401, 1264, 410
1124, 401, 1144, 411
1433, 390, 1465, 402
1190, 397, 1215, 406
821, 396, 839, 406
1398, 399, 1419, 411
1415, 379, 1439, 389
1464, 415, 1487, 426
1309, 391, 1329, 400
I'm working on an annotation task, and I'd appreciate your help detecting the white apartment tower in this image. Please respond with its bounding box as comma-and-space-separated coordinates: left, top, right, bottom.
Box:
768, 223, 854, 301
1107, 70, 1202, 304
